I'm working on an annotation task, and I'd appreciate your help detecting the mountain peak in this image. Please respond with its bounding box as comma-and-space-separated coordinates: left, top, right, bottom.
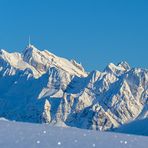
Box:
104, 61, 130, 76
117, 61, 131, 70
23, 44, 39, 56
21, 44, 87, 77
0, 49, 22, 68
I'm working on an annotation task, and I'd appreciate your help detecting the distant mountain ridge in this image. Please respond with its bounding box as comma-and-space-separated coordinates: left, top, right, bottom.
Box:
0, 44, 147, 131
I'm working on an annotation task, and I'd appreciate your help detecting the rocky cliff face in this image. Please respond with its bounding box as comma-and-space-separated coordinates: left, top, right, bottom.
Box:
0, 44, 147, 131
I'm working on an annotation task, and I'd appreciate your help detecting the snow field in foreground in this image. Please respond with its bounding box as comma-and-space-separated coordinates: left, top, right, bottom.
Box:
0, 120, 147, 148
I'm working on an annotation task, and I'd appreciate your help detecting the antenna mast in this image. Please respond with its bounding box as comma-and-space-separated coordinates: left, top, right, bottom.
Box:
29, 36, 31, 47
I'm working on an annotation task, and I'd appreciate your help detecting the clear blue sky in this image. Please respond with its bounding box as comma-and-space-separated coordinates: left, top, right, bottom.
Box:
0, 0, 147, 71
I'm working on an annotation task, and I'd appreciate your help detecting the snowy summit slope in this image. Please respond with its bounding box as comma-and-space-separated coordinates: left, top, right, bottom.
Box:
0, 44, 147, 133
0, 120, 147, 148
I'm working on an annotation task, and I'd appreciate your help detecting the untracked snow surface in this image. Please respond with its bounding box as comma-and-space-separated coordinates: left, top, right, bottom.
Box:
115, 118, 148, 136
0, 120, 147, 148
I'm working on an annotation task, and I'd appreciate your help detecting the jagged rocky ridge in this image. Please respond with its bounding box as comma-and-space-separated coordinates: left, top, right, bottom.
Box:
0, 44, 147, 131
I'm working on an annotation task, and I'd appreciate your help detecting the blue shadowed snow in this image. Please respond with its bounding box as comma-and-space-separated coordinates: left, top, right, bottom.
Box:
114, 118, 148, 136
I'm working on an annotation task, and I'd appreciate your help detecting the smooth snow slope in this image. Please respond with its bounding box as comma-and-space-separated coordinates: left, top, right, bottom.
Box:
0, 120, 147, 148
114, 118, 148, 136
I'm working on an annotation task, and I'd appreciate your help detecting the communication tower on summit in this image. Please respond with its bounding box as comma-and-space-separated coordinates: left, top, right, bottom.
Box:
28, 36, 31, 47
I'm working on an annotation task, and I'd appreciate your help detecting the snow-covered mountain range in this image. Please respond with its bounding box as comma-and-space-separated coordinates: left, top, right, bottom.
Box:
0, 44, 147, 131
